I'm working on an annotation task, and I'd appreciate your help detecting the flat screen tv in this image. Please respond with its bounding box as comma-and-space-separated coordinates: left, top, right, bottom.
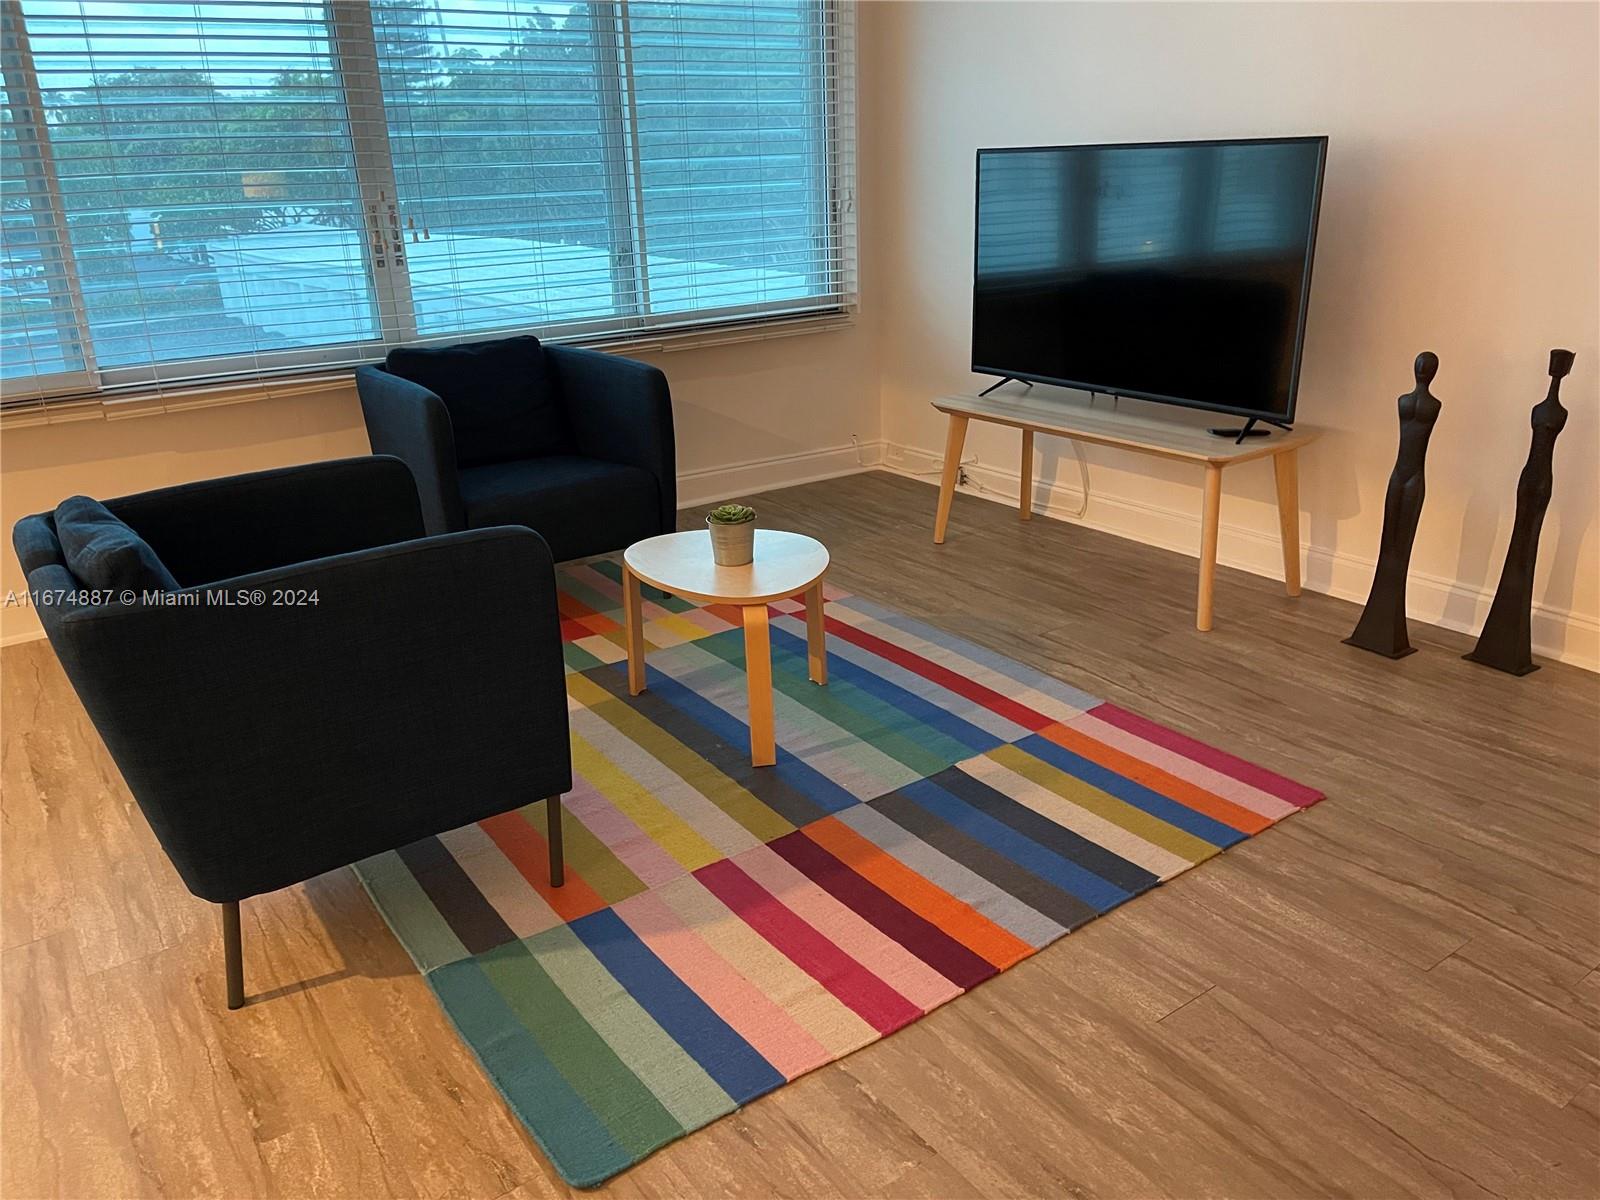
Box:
972, 136, 1328, 425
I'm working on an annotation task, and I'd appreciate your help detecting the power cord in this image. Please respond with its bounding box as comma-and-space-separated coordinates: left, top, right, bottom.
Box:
965, 438, 1090, 518
907, 453, 979, 478
1062, 440, 1091, 518
896, 427, 1091, 519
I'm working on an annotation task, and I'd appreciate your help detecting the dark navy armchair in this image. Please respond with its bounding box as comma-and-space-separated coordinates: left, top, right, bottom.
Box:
12, 456, 571, 1009
356, 335, 676, 559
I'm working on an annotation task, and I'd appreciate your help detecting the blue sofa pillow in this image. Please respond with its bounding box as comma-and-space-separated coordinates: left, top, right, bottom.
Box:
53, 495, 180, 595
385, 335, 573, 468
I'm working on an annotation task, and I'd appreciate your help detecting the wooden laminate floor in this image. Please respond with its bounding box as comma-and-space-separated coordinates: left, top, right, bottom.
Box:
4, 471, 1597, 1200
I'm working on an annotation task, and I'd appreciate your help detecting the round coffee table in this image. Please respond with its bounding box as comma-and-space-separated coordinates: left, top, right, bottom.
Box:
621, 529, 830, 767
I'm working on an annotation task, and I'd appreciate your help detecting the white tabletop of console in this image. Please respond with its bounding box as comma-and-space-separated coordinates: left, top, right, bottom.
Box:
934, 390, 1321, 465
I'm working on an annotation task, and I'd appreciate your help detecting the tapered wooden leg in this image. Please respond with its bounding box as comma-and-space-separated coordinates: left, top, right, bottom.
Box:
1197, 464, 1222, 632
933, 414, 969, 544
742, 604, 776, 767
1273, 448, 1302, 597
623, 562, 645, 696
804, 580, 827, 684
221, 900, 244, 1011
546, 795, 565, 887
1019, 429, 1034, 521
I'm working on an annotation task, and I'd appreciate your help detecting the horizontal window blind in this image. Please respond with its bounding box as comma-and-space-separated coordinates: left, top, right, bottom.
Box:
627, 0, 834, 316
19, 0, 376, 387
372, 0, 623, 338
0, 0, 855, 409
1, 3, 90, 389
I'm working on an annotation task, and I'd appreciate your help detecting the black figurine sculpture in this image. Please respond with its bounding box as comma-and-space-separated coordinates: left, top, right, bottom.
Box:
1464, 349, 1576, 675
1344, 352, 1443, 659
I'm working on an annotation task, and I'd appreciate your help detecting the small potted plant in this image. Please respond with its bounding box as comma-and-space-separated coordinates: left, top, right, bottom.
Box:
706, 502, 757, 566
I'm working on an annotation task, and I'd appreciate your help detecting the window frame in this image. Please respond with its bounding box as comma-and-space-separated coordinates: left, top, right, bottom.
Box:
0, 0, 856, 407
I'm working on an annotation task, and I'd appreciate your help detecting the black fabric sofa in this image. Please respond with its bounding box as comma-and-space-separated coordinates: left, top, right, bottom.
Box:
12, 456, 571, 1008
356, 335, 676, 559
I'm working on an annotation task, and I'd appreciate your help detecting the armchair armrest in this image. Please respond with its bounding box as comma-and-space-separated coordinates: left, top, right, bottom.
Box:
356, 365, 465, 535
107, 456, 424, 587
50, 525, 571, 902
548, 345, 676, 534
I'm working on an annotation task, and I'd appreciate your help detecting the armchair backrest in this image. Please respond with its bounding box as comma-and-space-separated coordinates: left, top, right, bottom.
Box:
103, 456, 425, 585
383, 335, 574, 467
15, 456, 424, 625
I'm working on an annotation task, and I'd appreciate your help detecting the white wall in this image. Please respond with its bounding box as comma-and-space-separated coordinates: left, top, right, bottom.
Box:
872, 0, 1599, 667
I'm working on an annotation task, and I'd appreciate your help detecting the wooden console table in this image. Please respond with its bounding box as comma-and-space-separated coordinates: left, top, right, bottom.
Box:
931, 391, 1320, 631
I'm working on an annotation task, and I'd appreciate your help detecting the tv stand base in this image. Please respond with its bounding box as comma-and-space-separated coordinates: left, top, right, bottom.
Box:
930, 391, 1320, 632
977, 376, 1033, 398
1208, 416, 1293, 443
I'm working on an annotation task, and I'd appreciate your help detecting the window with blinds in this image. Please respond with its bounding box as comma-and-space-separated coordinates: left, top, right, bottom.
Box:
0, 0, 855, 407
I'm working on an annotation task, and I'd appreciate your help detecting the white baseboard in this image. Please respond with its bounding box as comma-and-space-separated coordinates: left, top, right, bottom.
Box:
882, 441, 1599, 673
676, 440, 885, 509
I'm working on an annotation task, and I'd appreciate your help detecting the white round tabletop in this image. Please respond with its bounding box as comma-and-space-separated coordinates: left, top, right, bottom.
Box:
623, 529, 829, 606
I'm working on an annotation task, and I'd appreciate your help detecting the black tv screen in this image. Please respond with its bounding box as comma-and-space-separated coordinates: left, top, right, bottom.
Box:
972, 137, 1327, 422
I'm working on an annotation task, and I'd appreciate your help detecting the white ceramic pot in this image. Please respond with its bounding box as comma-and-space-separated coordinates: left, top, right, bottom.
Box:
707, 517, 756, 566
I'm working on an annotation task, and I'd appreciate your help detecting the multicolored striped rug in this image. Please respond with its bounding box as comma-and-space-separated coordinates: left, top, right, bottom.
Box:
355, 559, 1323, 1187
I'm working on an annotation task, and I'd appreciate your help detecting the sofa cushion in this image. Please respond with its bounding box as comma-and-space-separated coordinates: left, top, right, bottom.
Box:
459, 456, 660, 563
385, 335, 572, 468
53, 496, 181, 595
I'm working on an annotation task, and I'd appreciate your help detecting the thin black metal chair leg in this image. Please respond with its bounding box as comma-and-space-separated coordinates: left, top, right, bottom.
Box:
221, 900, 244, 1010
547, 794, 565, 888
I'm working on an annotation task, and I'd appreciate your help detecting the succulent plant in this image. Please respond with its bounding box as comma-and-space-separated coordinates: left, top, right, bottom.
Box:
707, 503, 756, 525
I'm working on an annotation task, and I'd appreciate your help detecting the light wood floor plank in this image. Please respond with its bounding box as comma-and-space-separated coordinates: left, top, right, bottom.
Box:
2, 932, 145, 1199
1152, 987, 1506, 1199
0, 718, 67, 952
86, 944, 276, 1197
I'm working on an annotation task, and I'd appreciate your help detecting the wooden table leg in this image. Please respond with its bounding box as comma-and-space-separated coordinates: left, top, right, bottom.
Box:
933, 413, 969, 544
1273, 448, 1302, 597
1019, 429, 1034, 521
1197, 463, 1222, 632
742, 604, 776, 766
623, 562, 646, 695
804, 580, 827, 684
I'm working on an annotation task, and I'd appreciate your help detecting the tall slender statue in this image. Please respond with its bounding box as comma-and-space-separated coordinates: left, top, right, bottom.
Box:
1344, 352, 1443, 658
1464, 349, 1576, 675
